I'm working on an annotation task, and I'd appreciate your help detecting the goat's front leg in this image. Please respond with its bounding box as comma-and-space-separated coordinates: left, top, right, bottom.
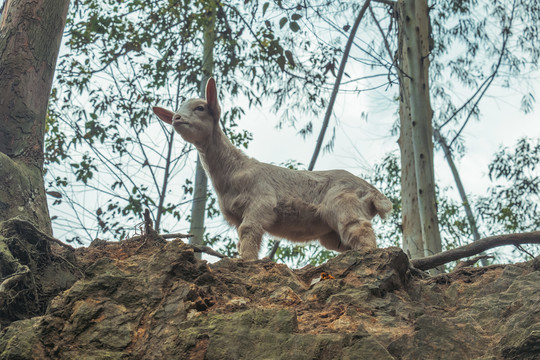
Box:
237, 221, 264, 260
236, 196, 277, 260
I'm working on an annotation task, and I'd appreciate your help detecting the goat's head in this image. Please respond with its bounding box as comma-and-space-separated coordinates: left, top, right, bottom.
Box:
153, 78, 221, 148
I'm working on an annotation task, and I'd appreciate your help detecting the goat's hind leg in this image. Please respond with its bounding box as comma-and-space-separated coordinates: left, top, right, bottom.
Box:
237, 221, 264, 260
319, 231, 352, 252
339, 218, 377, 250
323, 193, 377, 251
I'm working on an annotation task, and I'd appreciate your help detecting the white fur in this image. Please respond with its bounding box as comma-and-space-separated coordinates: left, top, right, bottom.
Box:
153, 78, 392, 260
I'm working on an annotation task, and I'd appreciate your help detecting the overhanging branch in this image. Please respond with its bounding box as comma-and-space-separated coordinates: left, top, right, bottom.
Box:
410, 231, 540, 271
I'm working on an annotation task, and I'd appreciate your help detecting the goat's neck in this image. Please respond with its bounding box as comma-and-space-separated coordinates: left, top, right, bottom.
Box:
197, 127, 248, 194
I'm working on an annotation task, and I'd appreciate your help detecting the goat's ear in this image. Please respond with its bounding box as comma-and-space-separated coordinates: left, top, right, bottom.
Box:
152, 106, 175, 124
205, 77, 221, 121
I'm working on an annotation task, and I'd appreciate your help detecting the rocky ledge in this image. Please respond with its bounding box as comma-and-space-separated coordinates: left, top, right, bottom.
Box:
0, 219, 538, 359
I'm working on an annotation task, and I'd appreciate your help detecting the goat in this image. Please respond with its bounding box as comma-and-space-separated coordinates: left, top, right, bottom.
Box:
153, 78, 392, 260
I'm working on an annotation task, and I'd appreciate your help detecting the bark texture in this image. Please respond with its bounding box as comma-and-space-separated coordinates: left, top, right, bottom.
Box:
0, 0, 70, 234
397, 0, 441, 261
189, 0, 216, 256
398, 77, 424, 259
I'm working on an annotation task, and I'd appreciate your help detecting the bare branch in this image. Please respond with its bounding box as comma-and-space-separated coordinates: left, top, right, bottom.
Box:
372, 0, 396, 6
439, 0, 517, 144
162, 233, 193, 239
308, 0, 371, 170
370, 4, 410, 82
124, 232, 192, 242
454, 255, 494, 270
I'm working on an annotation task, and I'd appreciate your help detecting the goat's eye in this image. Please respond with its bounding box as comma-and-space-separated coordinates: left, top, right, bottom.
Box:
194, 106, 205, 112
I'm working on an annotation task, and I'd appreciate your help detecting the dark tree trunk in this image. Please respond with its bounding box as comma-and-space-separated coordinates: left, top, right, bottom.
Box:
0, 0, 70, 234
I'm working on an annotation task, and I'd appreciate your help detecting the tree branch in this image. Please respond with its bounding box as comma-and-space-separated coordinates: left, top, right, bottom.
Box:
189, 244, 227, 259
438, 0, 517, 139
370, 4, 410, 84
410, 231, 540, 271
308, 0, 371, 170
372, 0, 396, 6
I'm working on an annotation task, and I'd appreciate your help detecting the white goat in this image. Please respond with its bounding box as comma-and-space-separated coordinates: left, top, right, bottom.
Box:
153, 78, 392, 260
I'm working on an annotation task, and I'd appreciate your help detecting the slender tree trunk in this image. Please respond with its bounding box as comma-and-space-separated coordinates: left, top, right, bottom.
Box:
189, 0, 216, 257
0, 0, 70, 235
154, 128, 175, 232
434, 129, 488, 266
397, 0, 442, 265
308, 0, 371, 170
434, 129, 481, 241
398, 85, 425, 259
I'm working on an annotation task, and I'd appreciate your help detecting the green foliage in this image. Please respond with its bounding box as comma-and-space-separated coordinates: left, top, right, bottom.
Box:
367, 153, 402, 248
431, 0, 539, 151
477, 137, 540, 234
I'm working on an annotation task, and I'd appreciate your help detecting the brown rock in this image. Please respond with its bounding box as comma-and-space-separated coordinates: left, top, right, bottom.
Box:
0, 219, 538, 359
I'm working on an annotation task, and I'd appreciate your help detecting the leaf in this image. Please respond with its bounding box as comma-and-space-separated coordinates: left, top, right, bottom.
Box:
277, 55, 286, 71
520, 92, 535, 114
46, 191, 62, 199
285, 50, 295, 67
289, 21, 300, 32
291, 13, 302, 21
279, 17, 288, 29
262, 2, 269, 16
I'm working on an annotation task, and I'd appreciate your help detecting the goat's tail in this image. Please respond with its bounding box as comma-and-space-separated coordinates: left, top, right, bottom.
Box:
372, 192, 393, 219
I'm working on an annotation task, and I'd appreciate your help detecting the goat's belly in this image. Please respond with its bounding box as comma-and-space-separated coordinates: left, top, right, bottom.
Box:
267, 198, 331, 241
266, 220, 332, 242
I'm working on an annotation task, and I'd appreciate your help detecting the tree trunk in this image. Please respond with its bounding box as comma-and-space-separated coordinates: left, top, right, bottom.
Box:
0, 0, 70, 235
189, 0, 216, 257
398, 85, 424, 259
397, 0, 442, 264
434, 129, 481, 242
434, 129, 487, 266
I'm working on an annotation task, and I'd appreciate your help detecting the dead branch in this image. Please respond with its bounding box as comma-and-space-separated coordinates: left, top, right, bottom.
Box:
126, 232, 192, 242
162, 233, 193, 239
189, 244, 227, 259
410, 231, 540, 271
454, 255, 494, 270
